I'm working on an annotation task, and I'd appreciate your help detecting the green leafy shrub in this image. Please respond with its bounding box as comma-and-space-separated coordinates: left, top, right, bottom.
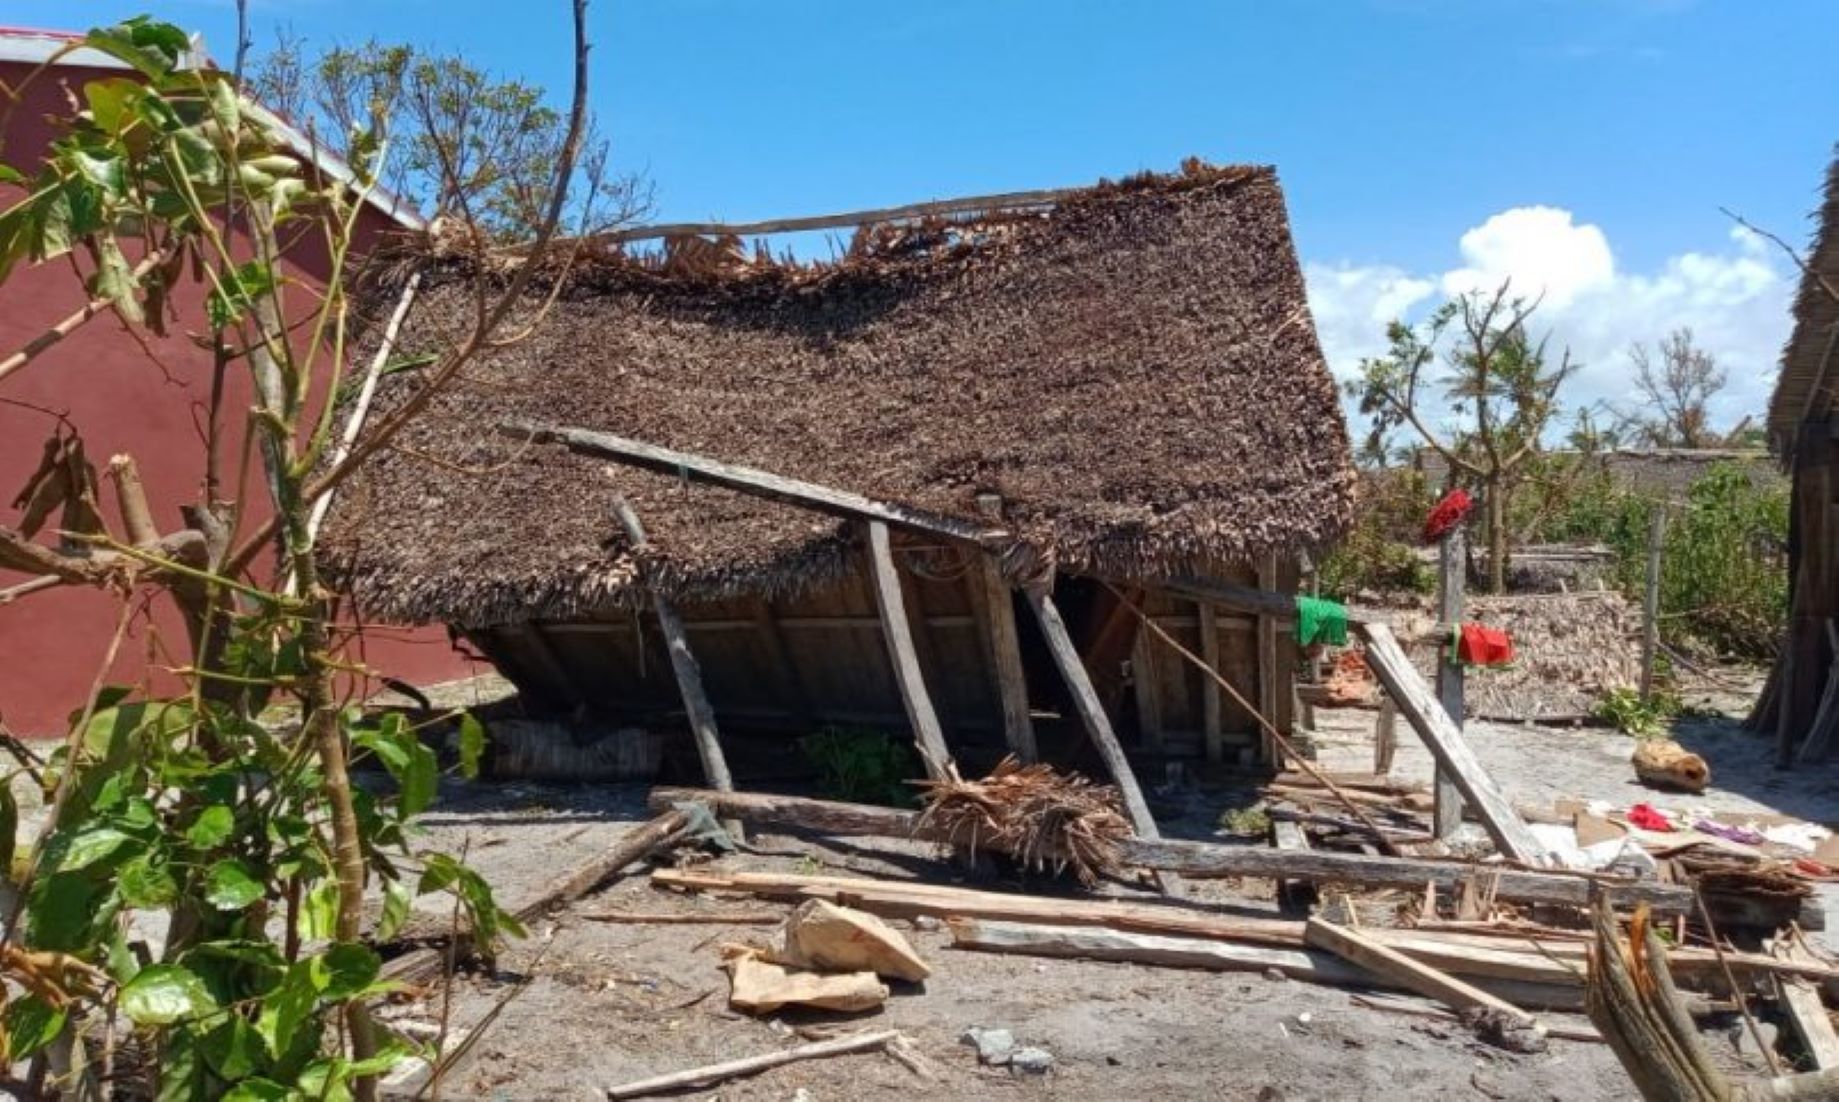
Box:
800, 728, 920, 807
1318, 468, 1436, 599
1593, 687, 1680, 737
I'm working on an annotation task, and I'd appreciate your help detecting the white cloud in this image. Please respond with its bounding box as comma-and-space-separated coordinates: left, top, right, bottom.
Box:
1306, 205, 1793, 441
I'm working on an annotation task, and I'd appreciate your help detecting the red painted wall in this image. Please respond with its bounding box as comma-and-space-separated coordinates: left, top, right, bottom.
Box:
0, 58, 480, 735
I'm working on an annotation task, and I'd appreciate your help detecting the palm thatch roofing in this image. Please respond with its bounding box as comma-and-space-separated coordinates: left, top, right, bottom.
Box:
1769, 150, 1839, 463
322, 161, 1356, 629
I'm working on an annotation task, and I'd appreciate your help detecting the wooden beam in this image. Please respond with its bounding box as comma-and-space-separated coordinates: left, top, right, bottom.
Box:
1774, 939, 1839, 1071
509, 422, 999, 544
1355, 622, 1551, 866
1435, 527, 1466, 839
1304, 917, 1543, 1032
612, 497, 740, 834
1131, 615, 1165, 752
1199, 602, 1224, 763
602, 185, 1084, 243
970, 497, 1036, 762
648, 787, 1696, 913
1271, 818, 1315, 909
866, 521, 952, 779
1024, 588, 1163, 849
1374, 697, 1399, 775
1256, 554, 1283, 766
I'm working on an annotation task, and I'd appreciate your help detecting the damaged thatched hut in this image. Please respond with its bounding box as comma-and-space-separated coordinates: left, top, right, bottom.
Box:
1763, 151, 1839, 764
323, 162, 1356, 778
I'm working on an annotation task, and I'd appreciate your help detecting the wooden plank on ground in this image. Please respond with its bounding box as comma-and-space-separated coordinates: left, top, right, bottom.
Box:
645, 793, 1696, 913
1775, 939, 1839, 1070
1354, 622, 1551, 866
1305, 916, 1541, 1030
866, 520, 952, 779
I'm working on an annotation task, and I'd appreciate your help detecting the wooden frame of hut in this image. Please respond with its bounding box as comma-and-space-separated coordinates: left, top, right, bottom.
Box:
324, 162, 1357, 782
1763, 152, 1839, 764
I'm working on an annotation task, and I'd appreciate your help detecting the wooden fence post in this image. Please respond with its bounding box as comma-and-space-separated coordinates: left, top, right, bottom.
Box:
1434, 526, 1466, 840
1641, 506, 1667, 703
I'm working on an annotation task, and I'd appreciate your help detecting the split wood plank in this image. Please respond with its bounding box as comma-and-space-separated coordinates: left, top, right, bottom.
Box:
605, 1029, 903, 1100
946, 918, 1586, 1012
1024, 589, 1163, 844
1256, 554, 1282, 766
511, 422, 999, 544
1774, 939, 1839, 1071
867, 521, 952, 779
612, 497, 739, 836
385, 810, 692, 985
1271, 818, 1315, 908
1305, 916, 1542, 1030
1435, 526, 1467, 839
1199, 602, 1225, 763
1374, 698, 1399, 775
647, 787, 1695, 913
973, 494, 1036, 761
1354, 621, 1552, 867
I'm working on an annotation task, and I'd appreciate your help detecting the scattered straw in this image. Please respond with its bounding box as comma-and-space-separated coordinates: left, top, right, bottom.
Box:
914, 756, 1129, 886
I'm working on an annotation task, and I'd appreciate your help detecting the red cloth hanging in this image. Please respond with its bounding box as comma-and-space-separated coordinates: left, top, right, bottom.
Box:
1422, 488, 1474, 544
1456, 623, 1514, 667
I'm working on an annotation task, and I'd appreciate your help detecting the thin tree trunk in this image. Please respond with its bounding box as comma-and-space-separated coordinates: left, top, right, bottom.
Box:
1486, 474, 1507, 594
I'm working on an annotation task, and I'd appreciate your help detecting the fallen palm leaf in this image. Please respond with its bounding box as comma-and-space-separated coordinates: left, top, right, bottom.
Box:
914, 756, 1129, 886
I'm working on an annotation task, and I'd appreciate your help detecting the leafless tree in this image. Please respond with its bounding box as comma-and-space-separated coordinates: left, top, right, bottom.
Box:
1627, 327, 1727, 448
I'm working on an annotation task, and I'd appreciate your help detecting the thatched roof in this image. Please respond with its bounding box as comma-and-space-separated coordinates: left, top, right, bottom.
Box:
322, 162, 1356, 629
1769, 150, 1839, 462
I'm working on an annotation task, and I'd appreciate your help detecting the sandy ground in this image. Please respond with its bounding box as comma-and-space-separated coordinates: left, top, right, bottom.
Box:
385, 669, 1839, 1101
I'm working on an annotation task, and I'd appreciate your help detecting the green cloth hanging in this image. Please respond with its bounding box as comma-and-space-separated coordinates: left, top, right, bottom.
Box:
1294, 595, 1348, 647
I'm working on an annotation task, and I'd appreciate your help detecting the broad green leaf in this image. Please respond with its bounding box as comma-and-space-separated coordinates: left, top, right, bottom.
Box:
222, 1081, 289, 1102
84, 18, 190, 79
92, 235, 144, 324
317, 943, 380, 1002
155, 1028, 209, 1102
295, 1059, 356, 1102
117, 855, 178, 907
398, 737, 438, 818
26, 873, 108, 952
255, 960, 318, 1057
4, 996, 66, 1061
205, 73, 240, 136
53, 826, 134, 872
457, 714, 486, 780
0, 165, 23, 185
186, 805, 234, 848
200, 1016, 264, 1080
67, 150, 125, 197
377, 879, 412, 942
120, 963, 216, 1026
297, 878, 338, 942
82, 78, 141, 136
204, 859, 264, 911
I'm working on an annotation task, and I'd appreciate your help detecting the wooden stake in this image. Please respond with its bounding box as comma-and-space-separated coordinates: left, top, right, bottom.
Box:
1374, 697, 1399, 775
973, 494, 1036, 762
1641, 507, 1666, 703
612, 496, 741, 838
1354, 623, 1550, 866
1435, 526, 1466, 839
605, 1030, 903, 1100
867, 521, 952, 779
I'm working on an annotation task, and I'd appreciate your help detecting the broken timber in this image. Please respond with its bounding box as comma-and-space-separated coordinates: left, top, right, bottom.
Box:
1305, 916, 1542, 1032
648, 788, 1694, 913
611, 495, 742, 833
605, 1029, 904, 1100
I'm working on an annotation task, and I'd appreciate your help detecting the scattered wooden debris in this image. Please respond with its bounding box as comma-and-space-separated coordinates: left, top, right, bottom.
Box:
604, 1028, 904, 1100
779, 899, 931, 982
915, 756, 1130, 886
576, 910, 784, 925
724, 948, 888, 1014
1770, 938, 1839, 1072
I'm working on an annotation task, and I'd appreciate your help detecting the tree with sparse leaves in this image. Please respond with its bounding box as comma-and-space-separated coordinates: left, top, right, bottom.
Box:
1348, 284, 1581, 593
1624, 327, 1728, 449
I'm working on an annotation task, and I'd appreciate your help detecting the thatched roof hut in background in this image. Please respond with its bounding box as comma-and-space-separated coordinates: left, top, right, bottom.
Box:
325, 161, 1355, 775
1759, 151, 1839, 764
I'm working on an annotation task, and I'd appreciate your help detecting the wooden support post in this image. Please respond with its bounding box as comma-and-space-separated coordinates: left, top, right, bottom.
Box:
1199, 603, 1224, 764
971, 497, 1036, 762
1257, 554, 1283, 766
1641, 506, 1666, 703
1354, 622, 1550, 866
1374, 696, 1398, 775
1131, 617, 1165, 752
1435, 527, 1466, 840
1024, 588, 1164, 848
866, 521, 952, 779
612, 498, 742, 838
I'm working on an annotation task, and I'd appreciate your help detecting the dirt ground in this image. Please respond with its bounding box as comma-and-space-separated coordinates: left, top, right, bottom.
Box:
385, 669, 1839, 1101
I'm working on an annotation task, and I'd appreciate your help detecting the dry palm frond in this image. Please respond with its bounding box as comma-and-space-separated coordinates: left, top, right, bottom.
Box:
913, 756, 1130, 886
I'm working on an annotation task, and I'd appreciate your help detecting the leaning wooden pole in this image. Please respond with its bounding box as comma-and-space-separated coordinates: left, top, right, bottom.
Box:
866, 521, 953, 780
611, 495, 742, 836
1434, 526, 1467, 839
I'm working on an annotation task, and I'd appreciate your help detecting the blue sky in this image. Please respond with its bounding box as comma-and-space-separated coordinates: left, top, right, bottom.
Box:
22, 0, 1839, 427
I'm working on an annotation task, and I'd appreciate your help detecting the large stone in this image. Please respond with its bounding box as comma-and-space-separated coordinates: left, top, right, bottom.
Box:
780, 899, 931, 982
